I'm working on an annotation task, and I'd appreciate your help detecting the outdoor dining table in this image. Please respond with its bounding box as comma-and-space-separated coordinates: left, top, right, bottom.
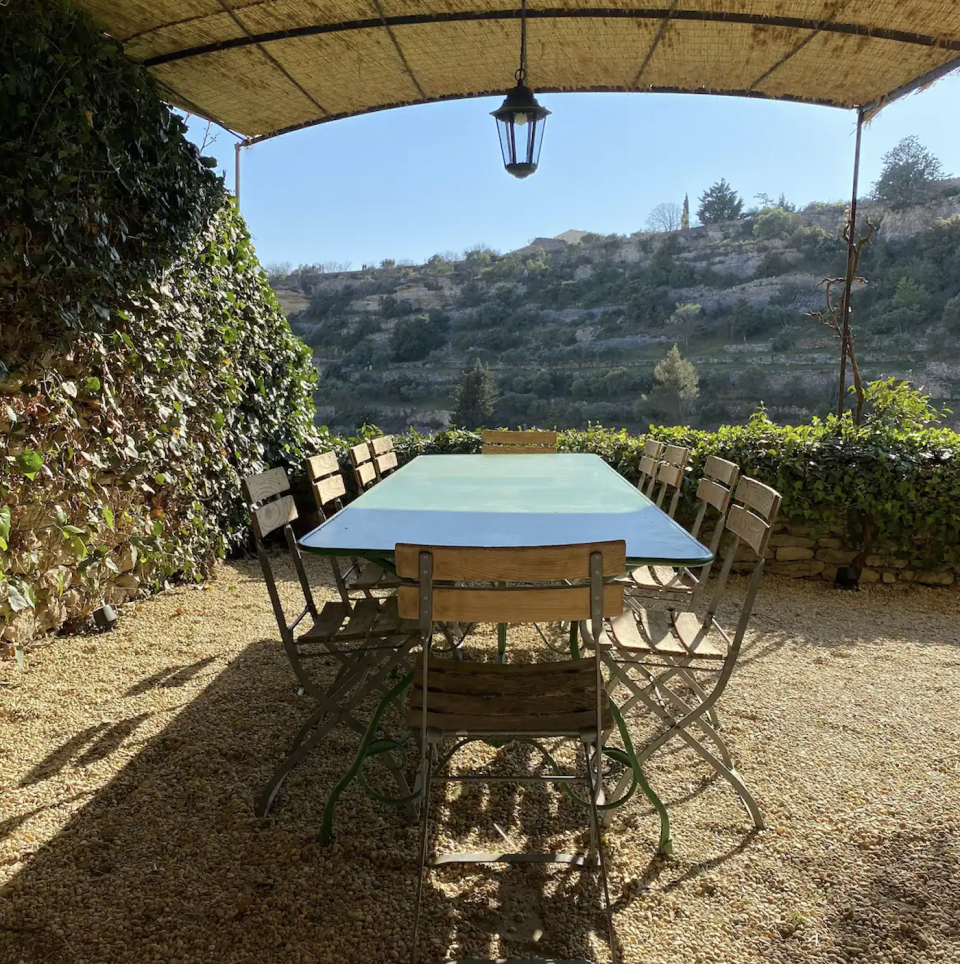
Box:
299, 452, 712, 568
299, 452, 712, 842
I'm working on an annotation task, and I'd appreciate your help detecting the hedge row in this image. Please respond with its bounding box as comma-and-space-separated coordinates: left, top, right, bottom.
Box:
313, 410, 959, 569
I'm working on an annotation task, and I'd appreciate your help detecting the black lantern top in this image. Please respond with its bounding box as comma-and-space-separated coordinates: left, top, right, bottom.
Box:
492, 1, 549, 179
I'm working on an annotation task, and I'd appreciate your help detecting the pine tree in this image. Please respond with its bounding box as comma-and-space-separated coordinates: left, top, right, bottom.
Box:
681, 193, 690, 230
696, 179, 744, 224
646, 345, 699, 425
450, 358, 499, 428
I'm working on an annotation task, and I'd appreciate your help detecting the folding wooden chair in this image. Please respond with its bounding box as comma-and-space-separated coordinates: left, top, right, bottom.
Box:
370, 435, 398, 479
582, 476, 781, 831
626, 455, 740, 611
349, 441, 377, 491
481, 429, 558, 454
242, 466, 418, 817
306, 450, 401, 598
638, 438, 665, 498
398, 541, 640, 964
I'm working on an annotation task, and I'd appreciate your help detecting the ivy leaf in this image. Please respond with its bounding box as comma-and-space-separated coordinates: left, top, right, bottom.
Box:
54, 504, 68, 526
16, 450, 43, 479
85, 376, 101, 392
0, 506, 10, 548
62, 524, 85, 535
103, 507, 115, 528
7, 581, 35, 612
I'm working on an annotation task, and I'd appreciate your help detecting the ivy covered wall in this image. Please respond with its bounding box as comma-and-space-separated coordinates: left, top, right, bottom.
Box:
0, 0, 320, 645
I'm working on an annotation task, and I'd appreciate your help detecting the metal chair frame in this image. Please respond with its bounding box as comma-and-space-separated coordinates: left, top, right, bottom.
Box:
583, 477, 781, 832
399, 542, 635, 964
242, 466, 418, 818
306, 450, 400, 599
626, 455, 740, 611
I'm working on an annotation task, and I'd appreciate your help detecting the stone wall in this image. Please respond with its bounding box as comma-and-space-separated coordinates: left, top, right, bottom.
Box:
735, 523, 956, 586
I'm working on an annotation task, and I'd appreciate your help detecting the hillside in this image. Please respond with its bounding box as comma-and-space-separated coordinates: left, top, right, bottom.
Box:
274, 189, 960, 434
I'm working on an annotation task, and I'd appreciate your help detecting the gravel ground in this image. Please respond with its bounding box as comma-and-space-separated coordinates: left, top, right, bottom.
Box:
2, 557, 959, 964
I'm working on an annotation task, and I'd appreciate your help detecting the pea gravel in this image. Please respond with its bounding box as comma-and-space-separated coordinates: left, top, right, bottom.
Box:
2, 557, 959, 964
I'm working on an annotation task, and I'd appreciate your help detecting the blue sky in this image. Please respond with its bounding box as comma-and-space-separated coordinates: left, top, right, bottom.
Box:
185, 74, 960, 271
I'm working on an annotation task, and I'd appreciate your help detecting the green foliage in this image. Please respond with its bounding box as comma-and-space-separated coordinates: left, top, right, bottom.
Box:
323, 412, 960, 569
390, 314, 448, 361
753, 207, 797, 240
871, 136, 946, 210
697, 179, 744, 224
647, 345, 699, 424
1, 0, 223, 346
862, 377, 950, 431
0, 0, 320, 632
681, 194, 690, 231
450, 359, 499, 428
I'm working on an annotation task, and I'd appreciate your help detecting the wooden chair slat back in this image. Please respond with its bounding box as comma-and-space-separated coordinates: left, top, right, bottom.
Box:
370, 435, 394, 456
356, 462, 377, 489
313, 474, 346, 509
696, 477, 733, 514
638, 455, 659, 478
656, 463, 683, 490
643, 438, 665, 458
395, 541, 626, 581
703, 455, 739, 487
251, 494, 298, 540
481, 429, 558, 453
375, 451, 399, 475
725, 504, 773, 557
349, 442, 373, 467
399, 584, 623, 623
241, 467, 289, 506
305, 450, 339, 481
662, 444, 690, 467
734, 476, 782, 523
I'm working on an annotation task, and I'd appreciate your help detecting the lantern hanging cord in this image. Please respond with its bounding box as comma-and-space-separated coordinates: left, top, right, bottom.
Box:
516, 0, 527, 83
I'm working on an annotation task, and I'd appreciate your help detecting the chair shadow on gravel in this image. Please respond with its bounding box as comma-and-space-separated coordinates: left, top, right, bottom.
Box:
823, 828, 960, 960
123, 656, 217, 696
2, 634, 569, 964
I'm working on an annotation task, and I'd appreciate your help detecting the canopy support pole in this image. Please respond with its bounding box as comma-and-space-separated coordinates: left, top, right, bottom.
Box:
836, 108, 864, 417
235, 142, 242, 207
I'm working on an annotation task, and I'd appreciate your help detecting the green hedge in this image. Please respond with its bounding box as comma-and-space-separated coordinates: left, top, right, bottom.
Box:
1, 0, 319, 640
318, 411, 960, 568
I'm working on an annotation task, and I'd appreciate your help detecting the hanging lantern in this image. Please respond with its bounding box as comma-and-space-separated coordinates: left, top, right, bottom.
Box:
492, 1, 550, 178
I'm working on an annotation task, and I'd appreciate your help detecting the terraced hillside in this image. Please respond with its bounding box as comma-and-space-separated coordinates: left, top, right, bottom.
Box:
276, 191, 960, 434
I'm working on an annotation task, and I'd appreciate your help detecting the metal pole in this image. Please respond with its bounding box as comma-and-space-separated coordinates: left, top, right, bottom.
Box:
836, 109, 864, 417
234, 141, 242, 207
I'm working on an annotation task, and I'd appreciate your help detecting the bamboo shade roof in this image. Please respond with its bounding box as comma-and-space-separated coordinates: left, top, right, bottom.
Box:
71, 1, 960, 141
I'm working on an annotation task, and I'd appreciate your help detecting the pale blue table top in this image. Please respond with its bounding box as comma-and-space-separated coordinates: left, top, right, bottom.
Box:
300, 453, 711, 566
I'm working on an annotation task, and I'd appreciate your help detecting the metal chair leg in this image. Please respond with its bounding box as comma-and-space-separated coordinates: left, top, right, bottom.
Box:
411, 744, 434, 964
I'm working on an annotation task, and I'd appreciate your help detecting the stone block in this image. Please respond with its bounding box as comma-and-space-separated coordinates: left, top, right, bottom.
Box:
117, 543, 138, 572
914, 570, 955, 587
816, 538, 845, 549
769, 534, 816, 549
815, 548, 859, 565
881, 571, 897, 584
821, 565, 838, 583
767, 560, 825, 578
865, 554, 908, 569
859, 568, 880, 584
776, 546, 815, 561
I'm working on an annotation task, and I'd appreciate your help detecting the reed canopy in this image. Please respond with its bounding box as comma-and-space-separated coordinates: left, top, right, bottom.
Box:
72, 2, 960, 142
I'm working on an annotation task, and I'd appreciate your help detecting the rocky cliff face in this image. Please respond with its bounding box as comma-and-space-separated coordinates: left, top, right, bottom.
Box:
276, 189, 960, 435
